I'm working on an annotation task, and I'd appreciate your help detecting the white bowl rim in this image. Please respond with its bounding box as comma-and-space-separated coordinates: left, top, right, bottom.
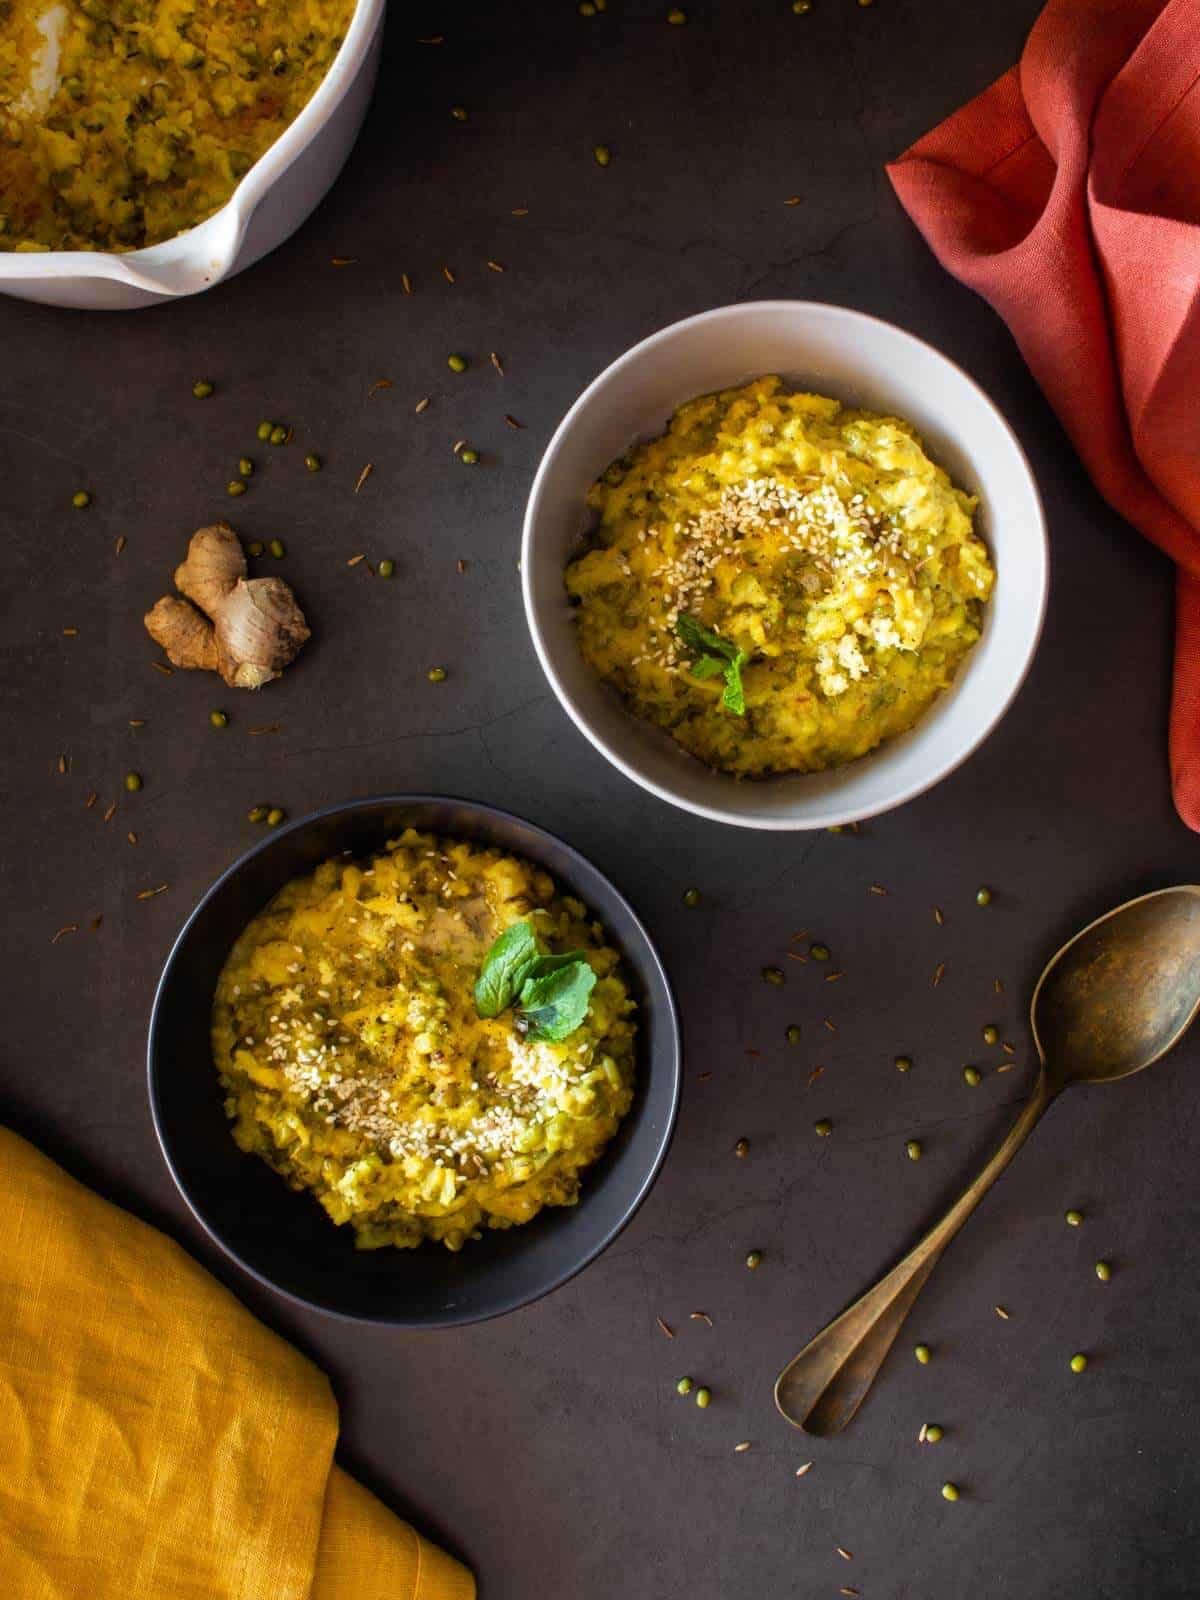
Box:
0, 0, 383, 294
521, 299, 1050, 832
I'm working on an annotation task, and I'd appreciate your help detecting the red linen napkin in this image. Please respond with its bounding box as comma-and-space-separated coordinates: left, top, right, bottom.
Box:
887, 0, 1200, 827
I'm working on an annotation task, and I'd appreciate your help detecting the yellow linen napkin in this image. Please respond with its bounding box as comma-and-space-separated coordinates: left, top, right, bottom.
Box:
0, 1127, 474, 1600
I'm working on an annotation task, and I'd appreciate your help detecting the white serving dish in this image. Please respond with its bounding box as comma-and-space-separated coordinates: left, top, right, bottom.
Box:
522, 301, 1049, 832
0, 0, 383, 310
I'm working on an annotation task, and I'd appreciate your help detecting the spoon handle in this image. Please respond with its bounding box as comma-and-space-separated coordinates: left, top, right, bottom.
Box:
774, 1072, 1052, 1436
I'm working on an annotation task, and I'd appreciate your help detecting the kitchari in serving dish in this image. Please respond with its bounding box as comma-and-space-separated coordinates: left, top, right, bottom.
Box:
564, 376, 995, 778
0, 0, 354, 253
212, 829, 637, 1252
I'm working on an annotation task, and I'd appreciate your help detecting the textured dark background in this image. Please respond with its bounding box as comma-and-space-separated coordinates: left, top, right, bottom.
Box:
2, 3, 1198, 1596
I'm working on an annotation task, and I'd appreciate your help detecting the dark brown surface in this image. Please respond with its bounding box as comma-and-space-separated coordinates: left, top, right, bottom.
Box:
2, 4, 1198, 1596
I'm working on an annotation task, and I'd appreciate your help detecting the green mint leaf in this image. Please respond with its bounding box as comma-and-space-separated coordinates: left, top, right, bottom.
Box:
520, 950, 588, 981
723, 651, 747, 716
518, 960, 597, 1043
474, 920, 539, 1017
688, 655, 726, 681
676, 613, 739, 662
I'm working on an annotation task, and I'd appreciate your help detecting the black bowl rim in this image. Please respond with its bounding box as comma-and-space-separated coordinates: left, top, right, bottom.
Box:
146, 793, 682, 1327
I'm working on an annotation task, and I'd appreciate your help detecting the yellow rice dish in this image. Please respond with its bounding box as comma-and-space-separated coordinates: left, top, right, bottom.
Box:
212, 831, 637, 1251
565, 377, 995, 777
0, 0, 354, 253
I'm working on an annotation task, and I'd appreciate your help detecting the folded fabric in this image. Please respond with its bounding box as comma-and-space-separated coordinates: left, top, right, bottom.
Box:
887, 0, 1200, 827
0, 1127, 474, 1600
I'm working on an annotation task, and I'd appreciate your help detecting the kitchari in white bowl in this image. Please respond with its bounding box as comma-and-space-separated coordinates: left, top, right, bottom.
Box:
522, 302, 1048, 831
0, 0, 382, 309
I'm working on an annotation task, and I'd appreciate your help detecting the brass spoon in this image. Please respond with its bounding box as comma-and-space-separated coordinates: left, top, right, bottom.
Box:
775, 886, 1200, 1436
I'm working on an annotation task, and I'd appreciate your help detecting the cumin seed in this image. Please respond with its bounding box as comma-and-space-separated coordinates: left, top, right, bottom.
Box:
62, 627, 78, 637
102, 803, 116, 823
933, 962, 946, 987
369, 379, 393, 396
734, 1442, 752, 1453
136, 884, 168, 901
486, 260, 505, 273
401, 272, 412, 295
57, 753, 67, 774
442, 264, 455, 284
354, 462, 374, 494
127, 831, 137, 844
784, 195, 802, 206
51, 924, 78, 944
504, 414, 525, 429
656, 1316, 674, 1339
151, 662, 173, 676
995, 1305, 1010, 1319
490, 351, 505, 375
115, 535, 126, 555
869, 883, 887, 895
415, 396, 431, 414
690, 1310, 713, 1326
933, 906, 944, 925
85, 791, 97, 809
347, 554, 365, 567
837, 1548, 853, 1561
795, 1461, 813, 1477
330, 256, 357, 266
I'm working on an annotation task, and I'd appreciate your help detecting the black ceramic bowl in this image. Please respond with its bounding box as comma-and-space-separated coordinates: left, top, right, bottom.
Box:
148, 796, 681, 1326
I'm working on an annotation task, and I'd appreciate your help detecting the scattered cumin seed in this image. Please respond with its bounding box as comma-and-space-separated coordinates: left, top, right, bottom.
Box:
734, 1442, 752, 1453
354, 462, 374, 495
512, 207, 530, 216
824, 971, 844, 983
330, 256, 357, 266
51, 924, 78, 944
933, 962, 946, 987
745, 1048, 761, 1059
369, 379, 393, 396
57, 753, 67, 774
996, 1062, 1016, 1073
786, 951, 808, 963
136, 884, 168, 901
807, 1066, 825, 1088
63, 627, 78, 637
89, 915, 103, 931
486, 259, 505, 272
364, 559, 376, 577
453, 439, 467, 455
823, 1019, 837, 1032
995, 1305, 1010, 1319
790, 929, 809, 940
933, 905, 944, 925
1002, 1041, 1015, 1054
490, 351, 505, 375
415, 34, 443, 43
456, 558, 468, 573
504, 414, 525, 429
919, 1422, 928, 1443
401, 272, 413, 295
795, 1461, 813, 1478
85, 791, 97, 809
837, 1548, 854, 1561
127, 831, 137, 844
697, 1070, 712, 1081
151, 661, 173, 676
415, 396, 431, 414
102, 803, 116, 823
442, 264, 455, 284
690, 1310, 713, 1327
347, 553, 366, 567
784, 194, 802, 206
655, 1316, 674, 1339
841, 1588, 859, 1597
994, 977, 1004, 994
869, 883, 887, 895
129, 719, 145, 727
114, 535, 126, 556
248, 723, 280, 737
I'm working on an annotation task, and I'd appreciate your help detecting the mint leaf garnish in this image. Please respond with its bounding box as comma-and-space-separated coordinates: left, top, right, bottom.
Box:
676, 614, 748, 717
473, 921, 539, 1017
518, 960, 597, 1043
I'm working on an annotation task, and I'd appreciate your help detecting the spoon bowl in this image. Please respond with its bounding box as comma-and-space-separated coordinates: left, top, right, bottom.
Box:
1033, 887, 1200, 1089
774, 885, 1200, 1435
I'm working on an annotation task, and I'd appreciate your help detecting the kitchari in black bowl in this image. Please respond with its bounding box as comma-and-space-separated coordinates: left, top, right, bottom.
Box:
148, 796, 680, 1326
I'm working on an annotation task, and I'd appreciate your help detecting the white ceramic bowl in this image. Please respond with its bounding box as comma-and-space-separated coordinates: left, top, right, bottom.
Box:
522, 301, 1048, 831
0, 0, 383, 311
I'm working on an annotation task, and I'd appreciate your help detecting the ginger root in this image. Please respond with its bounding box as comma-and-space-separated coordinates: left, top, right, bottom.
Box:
144, 523, 309, 690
